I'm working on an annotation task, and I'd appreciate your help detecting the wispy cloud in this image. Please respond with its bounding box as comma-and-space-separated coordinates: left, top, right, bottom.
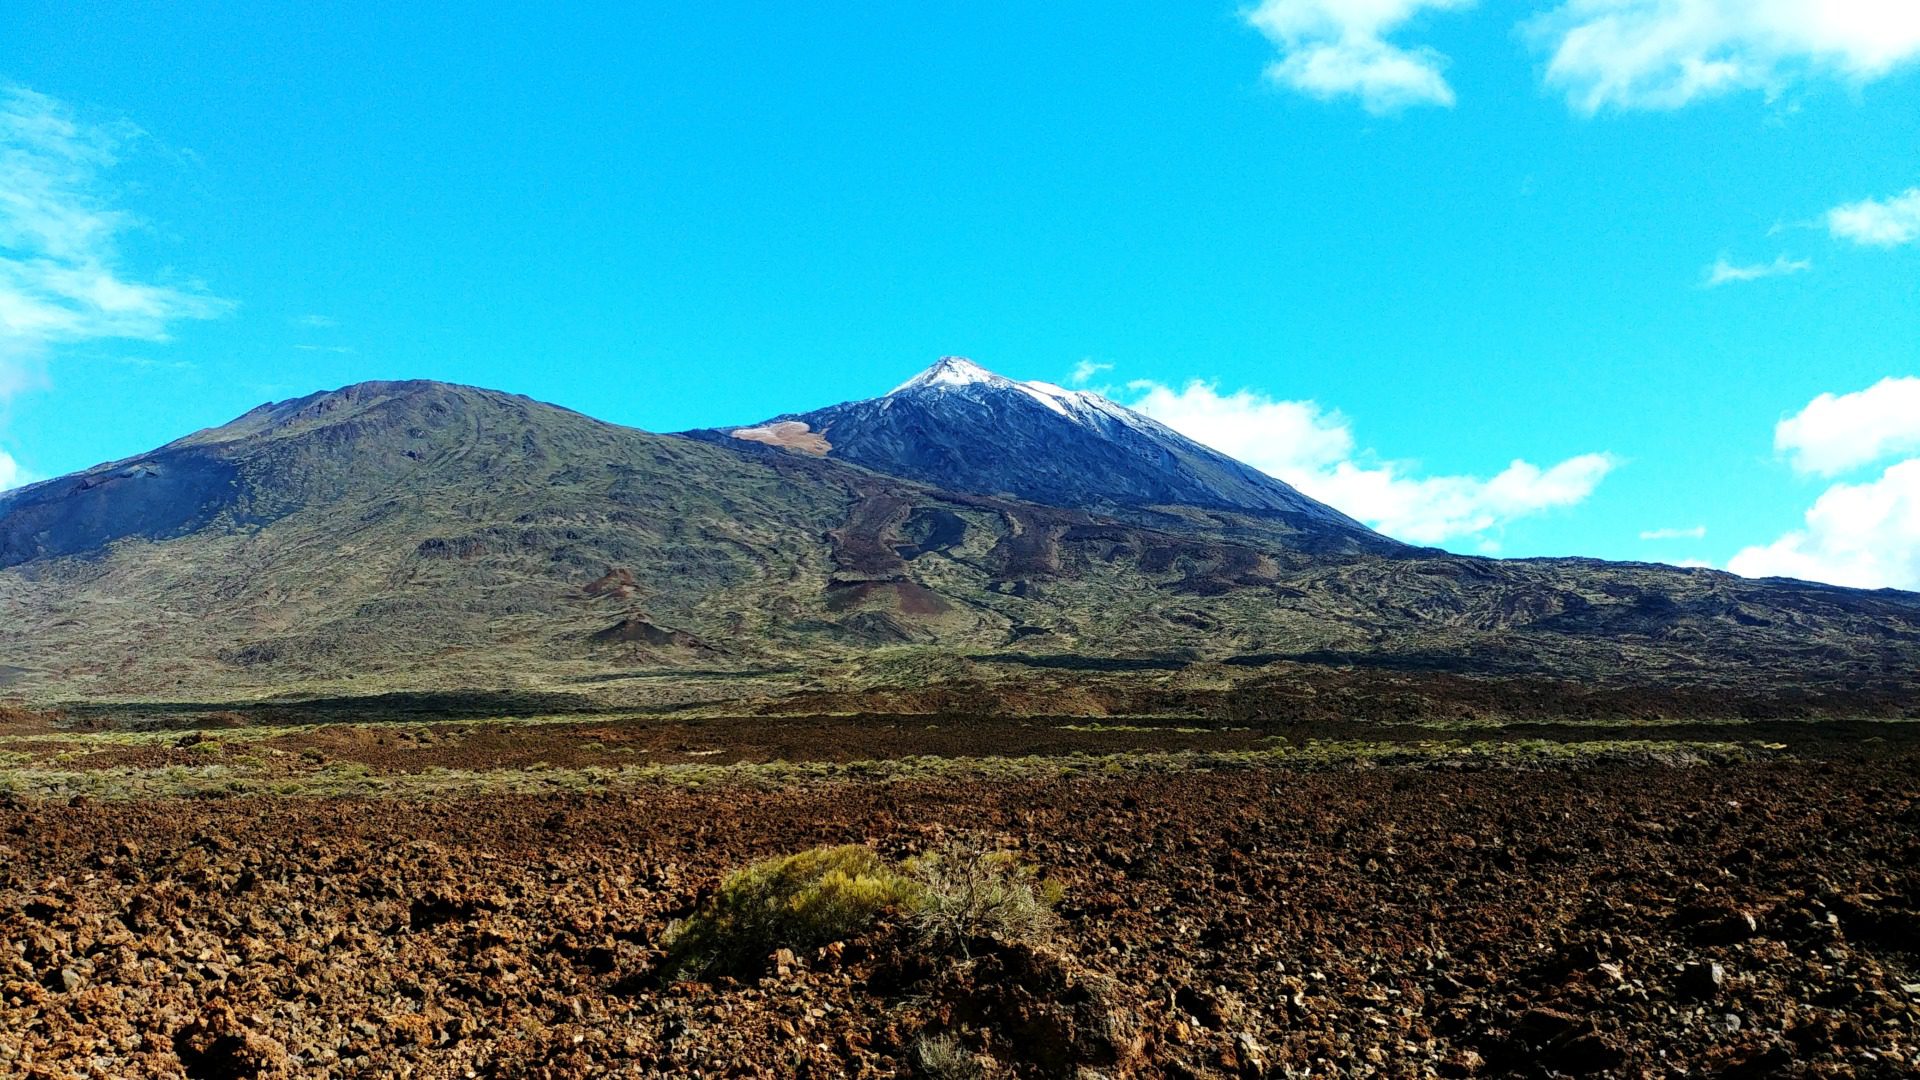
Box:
1827, 187, 1920, 248
0, 85, 228, 398
1069, 359, 1112, 386
113, 354, 197, 372
293, 313, 338, 328
1126, 378, 1616, 545
1704, 254, 1811, 287
1243, 0, 1473, 114
292, 344, 355, 354
1640, 525, 1706, 540
1530, 0, 1920, 113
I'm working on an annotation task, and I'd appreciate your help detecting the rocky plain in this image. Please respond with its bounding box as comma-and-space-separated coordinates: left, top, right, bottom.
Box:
4, 701, 1919, 1079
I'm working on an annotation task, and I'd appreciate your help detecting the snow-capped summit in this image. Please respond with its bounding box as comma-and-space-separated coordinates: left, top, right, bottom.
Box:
888, 357, 1131, 426
696, 357, 1387, 549
889, 356, 999, 393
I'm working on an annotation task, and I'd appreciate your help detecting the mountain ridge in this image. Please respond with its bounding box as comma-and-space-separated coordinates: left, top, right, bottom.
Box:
0, 380, 586, 568
2, 373, 1918, 711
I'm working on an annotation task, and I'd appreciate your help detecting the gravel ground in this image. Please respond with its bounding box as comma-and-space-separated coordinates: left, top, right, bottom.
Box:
4, 756, 1919, 1078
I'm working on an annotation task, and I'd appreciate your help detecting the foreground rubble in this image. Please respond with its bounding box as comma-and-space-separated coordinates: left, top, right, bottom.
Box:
4, 756, 1919, 1077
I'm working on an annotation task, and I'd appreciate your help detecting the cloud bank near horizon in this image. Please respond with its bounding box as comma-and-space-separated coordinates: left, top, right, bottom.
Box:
1729, 376, 1920, 590
1124, 377, 1616, 547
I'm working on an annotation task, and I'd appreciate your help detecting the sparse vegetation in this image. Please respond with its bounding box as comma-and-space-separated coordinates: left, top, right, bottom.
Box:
912, 1033, 988, 1079
0, 728, 1786, 800
660, 845, 919, 978
906, 838, 1061, 956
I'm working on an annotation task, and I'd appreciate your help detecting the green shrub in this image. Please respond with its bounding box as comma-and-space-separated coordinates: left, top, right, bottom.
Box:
661, 839, 1067, 981
905, 839, 1061, 956
660, 844, 917, 978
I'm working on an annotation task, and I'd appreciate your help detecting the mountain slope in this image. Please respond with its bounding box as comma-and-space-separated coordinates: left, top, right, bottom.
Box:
0, 380, 880, 693
2, 379, 1399, 699
3, 381, 562, 567
2, 378, 1918, 710
691, 357, 1392, 554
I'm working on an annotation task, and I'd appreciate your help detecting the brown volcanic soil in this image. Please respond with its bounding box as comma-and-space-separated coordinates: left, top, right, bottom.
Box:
6, 756, 1920, 1078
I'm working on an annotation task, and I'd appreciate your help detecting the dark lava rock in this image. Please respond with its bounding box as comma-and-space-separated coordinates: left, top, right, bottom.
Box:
1681, 961, 1726, 999
1678, 901, 1760, 944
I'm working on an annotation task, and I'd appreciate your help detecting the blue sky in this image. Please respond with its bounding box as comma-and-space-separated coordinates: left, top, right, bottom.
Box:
2, 2, 1917, 585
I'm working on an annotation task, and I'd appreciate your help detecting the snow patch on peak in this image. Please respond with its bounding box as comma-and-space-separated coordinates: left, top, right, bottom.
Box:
1021, 380, 1075, 398
885, 357, 1172, 433
1016, 379, 1161, 432
889, 356, 998, 394
1014, 382, 1073, 417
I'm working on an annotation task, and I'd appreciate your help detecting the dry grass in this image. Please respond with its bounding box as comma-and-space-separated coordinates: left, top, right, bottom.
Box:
905, 839, 1062, 956
911, 1033, 988, 1079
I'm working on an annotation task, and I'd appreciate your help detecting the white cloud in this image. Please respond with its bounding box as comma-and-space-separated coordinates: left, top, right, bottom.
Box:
1320, 454, 1618, 543
1128, 378, 1354, 472
1732, 378, 1920, 590
1728, 458, 1920, 589
0, 446, 26, 491
292, 344, 356, 354
1641, 524, 1707, 540
294, 313, 337, 328
1704, 253, 1810, 286
1775, 376, 1920, 476
1827, 187, 1920, 248
1127, 378, 1616, 544
1532, 0, 1920, 113
0, 85, 228, 401
1069, 359, 1112, 386
1244, 0, 1473, 114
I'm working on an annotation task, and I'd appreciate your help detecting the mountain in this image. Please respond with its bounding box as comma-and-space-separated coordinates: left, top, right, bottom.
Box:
0, 378, 1369, 700
2, 376, 1919, 714
689, 357, 1391, 554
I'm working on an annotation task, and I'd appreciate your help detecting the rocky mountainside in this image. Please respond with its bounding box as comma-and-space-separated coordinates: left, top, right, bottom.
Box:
689, 357, 1392, 555
2, 377, 1918, 708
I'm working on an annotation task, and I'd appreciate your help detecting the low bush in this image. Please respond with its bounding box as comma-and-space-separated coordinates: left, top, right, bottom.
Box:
660, 838, 1065, 980
660, 844, 918, 978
